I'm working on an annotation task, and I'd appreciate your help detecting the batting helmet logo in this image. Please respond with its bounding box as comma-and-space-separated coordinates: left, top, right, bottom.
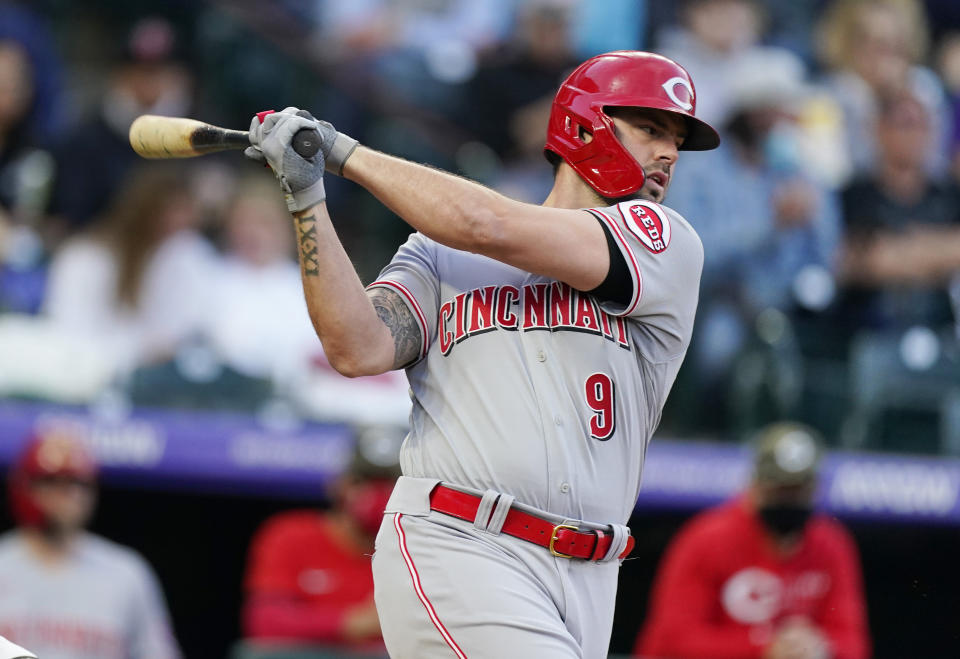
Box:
660, 77, 695, 112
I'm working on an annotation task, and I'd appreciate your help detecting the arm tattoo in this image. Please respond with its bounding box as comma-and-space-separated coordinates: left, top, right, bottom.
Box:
369, 288, 422, 369
295, 212, 320, 276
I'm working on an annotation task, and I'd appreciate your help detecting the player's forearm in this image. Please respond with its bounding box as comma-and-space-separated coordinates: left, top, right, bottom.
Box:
342, 146, 610, 290
342, 146, 517, 254
842, 228, 960, 285
291, 204, 394, 376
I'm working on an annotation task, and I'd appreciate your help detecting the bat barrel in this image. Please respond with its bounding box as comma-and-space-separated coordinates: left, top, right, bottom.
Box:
130, 115, 250, 159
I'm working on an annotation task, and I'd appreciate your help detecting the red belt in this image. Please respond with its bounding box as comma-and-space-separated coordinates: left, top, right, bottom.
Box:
428, 485, 634, 561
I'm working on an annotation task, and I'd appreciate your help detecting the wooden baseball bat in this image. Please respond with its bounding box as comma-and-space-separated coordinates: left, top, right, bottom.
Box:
129, 115, 320, 159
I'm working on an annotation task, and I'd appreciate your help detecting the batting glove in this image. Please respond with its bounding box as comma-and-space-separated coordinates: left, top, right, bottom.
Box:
246, 106, 358, 172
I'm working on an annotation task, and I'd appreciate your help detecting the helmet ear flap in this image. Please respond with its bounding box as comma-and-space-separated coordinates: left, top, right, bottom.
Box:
560, 115, 590, 145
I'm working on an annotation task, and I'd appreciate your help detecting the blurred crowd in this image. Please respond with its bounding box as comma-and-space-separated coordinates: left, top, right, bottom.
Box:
2, 0, 960, 455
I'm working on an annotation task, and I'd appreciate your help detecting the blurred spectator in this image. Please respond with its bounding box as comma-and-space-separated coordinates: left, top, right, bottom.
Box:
635, 422, 870, 659
757, 1, 827, 64
0, 429, 180, 659
816, 0, 950, 179
665, 58, 840, 428
461, 0, 579, 160
655, 0, 810, 128
315, 0, 513, 117
0, 3, 63, 141
48, 16, 193, 235
456, 0, 579, 204
835, 90, 960, 340
242, 425, 404, 652
936, 31, 960, 183
0, 35, 56, 313
0, 39, 53, 219
43, 164, 216, 374
200, 174, 321, 384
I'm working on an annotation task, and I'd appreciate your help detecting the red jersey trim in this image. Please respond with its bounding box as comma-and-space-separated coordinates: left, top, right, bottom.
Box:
368, 280, 430, 360
393, 514, 468, 658
587, 209, 643, 315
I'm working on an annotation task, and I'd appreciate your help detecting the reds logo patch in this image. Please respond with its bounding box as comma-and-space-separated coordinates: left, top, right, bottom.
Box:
621, 201, 671, 254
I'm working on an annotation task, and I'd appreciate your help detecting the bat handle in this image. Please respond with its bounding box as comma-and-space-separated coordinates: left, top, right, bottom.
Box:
293, 128, 321, 158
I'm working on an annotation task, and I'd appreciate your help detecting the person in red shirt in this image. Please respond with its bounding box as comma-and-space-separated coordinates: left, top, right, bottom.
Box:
635, 422, 870, 659
242, 426, 403, 651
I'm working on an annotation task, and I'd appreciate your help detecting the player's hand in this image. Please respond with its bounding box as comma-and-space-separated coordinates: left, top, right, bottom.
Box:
246, 110, 329, 212
764, 618, 830, 659
246, 107, 358, 176
342, 598, 382, 640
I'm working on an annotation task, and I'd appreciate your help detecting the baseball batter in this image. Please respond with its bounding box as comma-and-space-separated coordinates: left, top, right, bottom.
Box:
0, 432, 180, 659
247, 51, 720, 658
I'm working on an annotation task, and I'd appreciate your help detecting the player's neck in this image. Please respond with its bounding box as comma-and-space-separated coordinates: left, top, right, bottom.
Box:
21, 527, 79, 565
879, 161, 927, 205
543, 165, 607, 210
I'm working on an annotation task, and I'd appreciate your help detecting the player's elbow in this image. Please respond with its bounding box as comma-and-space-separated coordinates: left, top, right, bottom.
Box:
325, 347, 392, 378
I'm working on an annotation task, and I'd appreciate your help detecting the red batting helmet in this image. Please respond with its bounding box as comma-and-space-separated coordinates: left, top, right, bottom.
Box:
544, 50, 720, 198
8, 431, 98, 527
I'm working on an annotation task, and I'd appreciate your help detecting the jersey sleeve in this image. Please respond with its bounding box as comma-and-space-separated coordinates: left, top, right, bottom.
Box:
365, 232, 441, 365
588, 200, 704, 359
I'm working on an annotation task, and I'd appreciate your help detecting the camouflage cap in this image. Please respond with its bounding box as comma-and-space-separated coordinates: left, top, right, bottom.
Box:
752, 422, 823, 486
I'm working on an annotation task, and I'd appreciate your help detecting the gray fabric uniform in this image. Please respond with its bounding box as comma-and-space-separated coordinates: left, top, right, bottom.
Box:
369, 200, 703, 658
0, 531, 181, 659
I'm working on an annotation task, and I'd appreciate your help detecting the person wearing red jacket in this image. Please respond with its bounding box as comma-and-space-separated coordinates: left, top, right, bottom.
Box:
635, 422, 870, 659
242, 426, 403, 652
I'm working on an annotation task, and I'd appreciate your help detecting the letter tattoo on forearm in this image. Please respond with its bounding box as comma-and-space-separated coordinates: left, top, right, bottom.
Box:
369, 288, 422, 369
295, 212, 320, 276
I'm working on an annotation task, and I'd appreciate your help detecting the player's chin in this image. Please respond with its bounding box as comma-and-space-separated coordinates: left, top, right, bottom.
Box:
638, 183, 666, 203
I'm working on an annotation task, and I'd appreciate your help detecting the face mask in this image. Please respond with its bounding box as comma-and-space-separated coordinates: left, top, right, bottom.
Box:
758, 503, 812, 538
344, 481, 395, 537
762, 122, 802, 174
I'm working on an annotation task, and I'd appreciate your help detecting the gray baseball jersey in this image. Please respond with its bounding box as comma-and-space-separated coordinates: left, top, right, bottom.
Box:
0, 531, 181, 659
369, 200, 703, 525
369, 199, 702, 658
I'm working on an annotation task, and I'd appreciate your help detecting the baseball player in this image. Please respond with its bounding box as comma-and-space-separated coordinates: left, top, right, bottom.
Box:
0, 431, 181, 659
247, 50, 719, 658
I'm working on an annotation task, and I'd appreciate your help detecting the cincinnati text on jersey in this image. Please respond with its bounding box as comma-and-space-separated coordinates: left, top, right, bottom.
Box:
438, 281, 631, 355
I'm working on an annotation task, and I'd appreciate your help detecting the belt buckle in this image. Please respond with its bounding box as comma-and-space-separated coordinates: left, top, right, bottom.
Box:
549, 524, 578, 558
